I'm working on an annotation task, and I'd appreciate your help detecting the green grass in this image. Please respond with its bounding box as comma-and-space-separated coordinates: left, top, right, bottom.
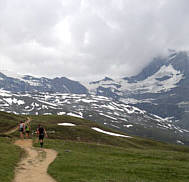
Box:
29, 115, 189, 151
0, 138, 22, 182
1, 112, 189, 182
38, 139, 189, 182
31, 115, 189, 182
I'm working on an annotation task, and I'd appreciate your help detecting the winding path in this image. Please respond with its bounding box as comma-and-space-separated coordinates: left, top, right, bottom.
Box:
13, 139, 57, 182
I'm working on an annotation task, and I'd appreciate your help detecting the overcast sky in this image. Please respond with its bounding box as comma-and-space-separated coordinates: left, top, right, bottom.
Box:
0, 0, 189, 81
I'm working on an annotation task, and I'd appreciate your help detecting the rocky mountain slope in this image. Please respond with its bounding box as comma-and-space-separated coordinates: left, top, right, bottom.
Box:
84, 50, 189, 131
0, 89, 189, 144
0, 70, 88, 94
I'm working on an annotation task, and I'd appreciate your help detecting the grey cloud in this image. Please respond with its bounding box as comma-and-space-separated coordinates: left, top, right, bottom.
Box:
0, 0, 189, 81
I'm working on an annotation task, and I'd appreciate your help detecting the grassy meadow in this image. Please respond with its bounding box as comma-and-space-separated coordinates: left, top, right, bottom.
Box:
0, 138, 22, 182
42, 139, 189, 182
1, 112, 189, 182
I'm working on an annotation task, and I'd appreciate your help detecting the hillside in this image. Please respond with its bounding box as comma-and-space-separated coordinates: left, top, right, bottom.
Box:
1, 112, 189, 182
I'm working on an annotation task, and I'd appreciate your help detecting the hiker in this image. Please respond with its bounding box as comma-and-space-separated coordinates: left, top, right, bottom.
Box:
36, 124, 48, 148
19, 121, 25, 139
25, 121, 30, 138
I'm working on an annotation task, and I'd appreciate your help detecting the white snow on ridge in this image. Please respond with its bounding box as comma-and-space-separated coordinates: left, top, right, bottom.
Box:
92, 127, 132, 138
176, 140, 184, 145
100, 104, 116, 110
85, 64, 183, 95
0, 70, 24, 80
57, 112, 66, 115
3, 98, 25, 105
124, 125, 133, 128
78, 98, 95, 103
0, 89, 11, 96
67, 112, 83, 118
99, 113, 117, 120
0, 70, 42, 86
119, 64, 183, 94
91, 95, 110, 101
23, 80, 42, 86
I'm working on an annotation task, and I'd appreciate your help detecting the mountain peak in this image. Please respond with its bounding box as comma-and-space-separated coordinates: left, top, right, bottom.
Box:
103, 77, 113, 81
123, 56, 167, 82
167, 51, 189, 76
0, 70, 24, 79
89, 77, 114, 85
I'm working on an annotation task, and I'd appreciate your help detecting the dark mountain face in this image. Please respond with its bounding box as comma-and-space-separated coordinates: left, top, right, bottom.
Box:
51, 77, 88, 94
123, 57, 167, 82
0, 72, 88, 94
169, 52, 189, 76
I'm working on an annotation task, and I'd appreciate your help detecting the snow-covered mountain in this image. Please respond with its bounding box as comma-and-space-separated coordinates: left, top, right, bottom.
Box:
0, 89, 188, 145
1, 50, 189, 144
84, 52, 185, 96
84, 50, 189, 131
84, 63, 183, 96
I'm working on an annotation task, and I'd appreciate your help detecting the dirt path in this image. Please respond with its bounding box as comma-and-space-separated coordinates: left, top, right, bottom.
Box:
13, 139, 57, 182
4, 126, 18, 135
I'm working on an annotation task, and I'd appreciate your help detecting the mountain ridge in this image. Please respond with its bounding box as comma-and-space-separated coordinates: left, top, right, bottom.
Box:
0, 70, 88, 94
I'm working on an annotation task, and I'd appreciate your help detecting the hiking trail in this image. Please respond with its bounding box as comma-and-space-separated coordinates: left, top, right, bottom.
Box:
13, 139, 57, 182
9, 117, 58, 182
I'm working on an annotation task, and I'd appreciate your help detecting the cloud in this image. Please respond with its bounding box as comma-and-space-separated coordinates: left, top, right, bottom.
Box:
0, 0, 189, 81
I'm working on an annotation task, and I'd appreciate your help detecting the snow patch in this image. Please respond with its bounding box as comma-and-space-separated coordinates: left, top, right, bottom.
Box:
58, 123, 76, 126
57, 112, 66, 115
176, 140, 184, 145
124, 125, 133, 128
3, 98, 25, 105
67, 112, 83, 118
92, 127, 132, 138
99, 113, 117, 120
43, 113, 52, 115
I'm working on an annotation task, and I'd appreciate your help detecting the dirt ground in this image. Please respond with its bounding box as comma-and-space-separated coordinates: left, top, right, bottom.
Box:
13, 139, 57, 182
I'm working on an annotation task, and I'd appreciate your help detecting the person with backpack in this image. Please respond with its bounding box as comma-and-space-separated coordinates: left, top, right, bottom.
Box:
25, 122, 30, 138
36, 124, 48, 148
19, 121, 25, 139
